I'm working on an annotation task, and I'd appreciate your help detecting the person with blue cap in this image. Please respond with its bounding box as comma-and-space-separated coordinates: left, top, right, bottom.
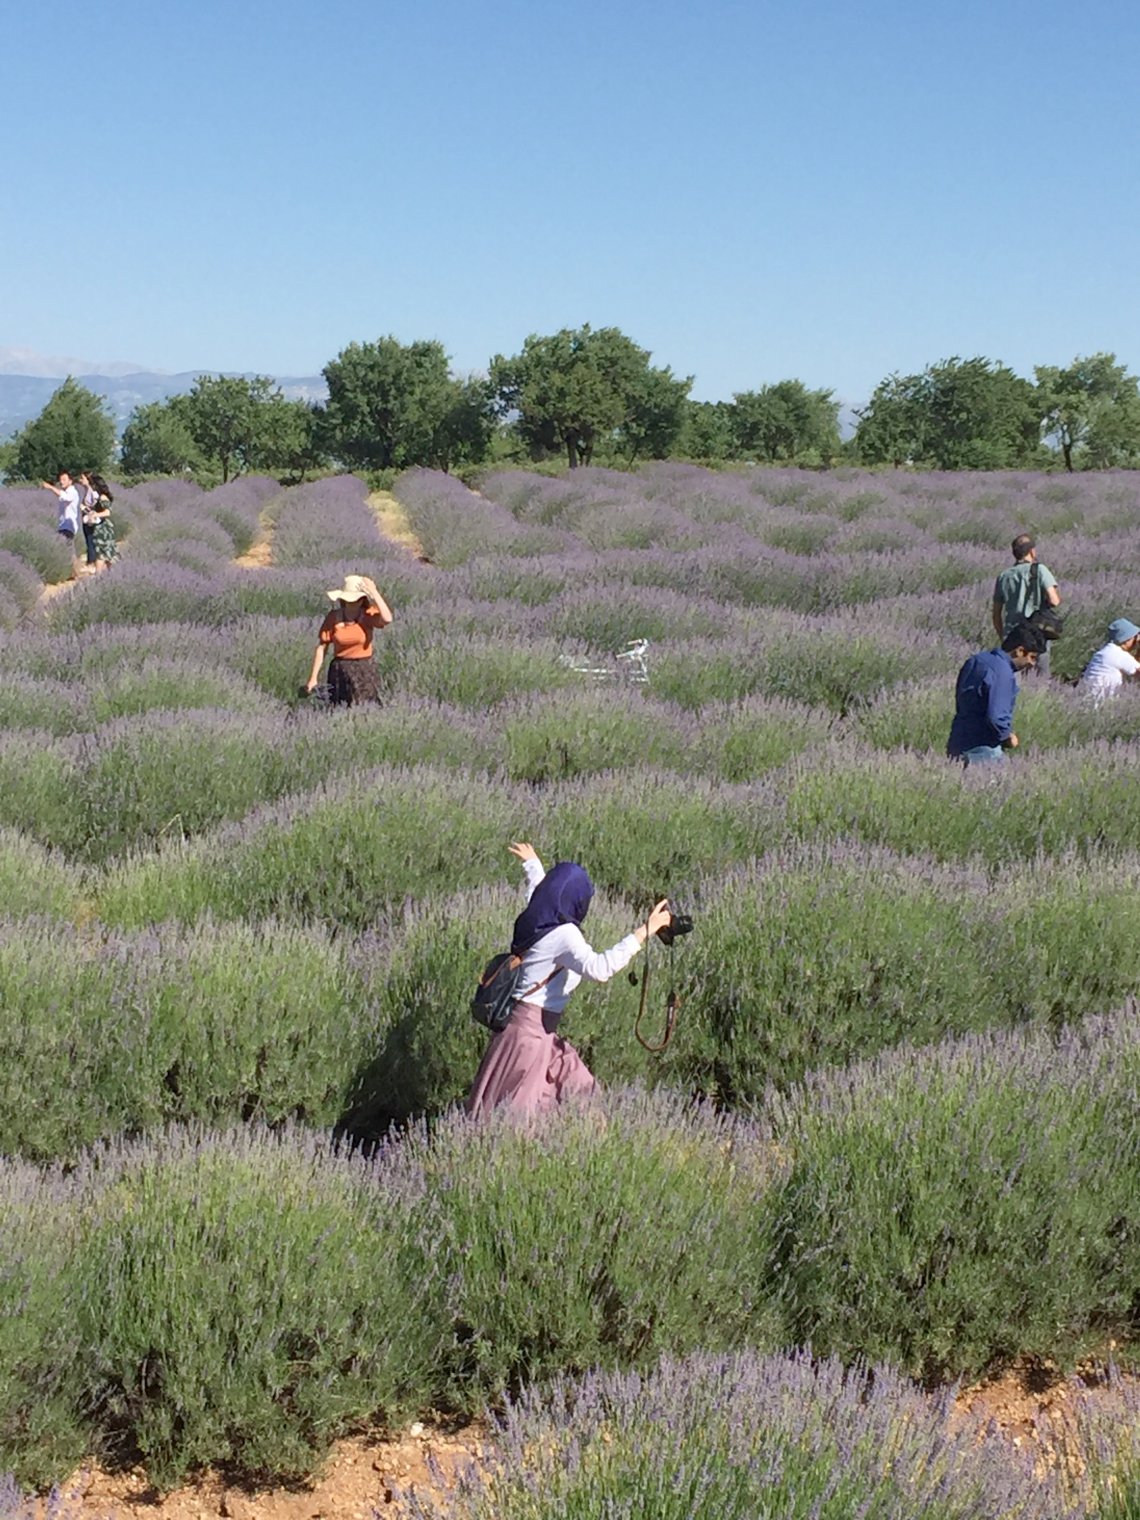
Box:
1078, 618, 1140, 701
466, 843, 671, 1118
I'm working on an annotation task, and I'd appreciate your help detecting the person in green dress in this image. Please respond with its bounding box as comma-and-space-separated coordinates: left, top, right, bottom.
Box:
78, 473, 118, 570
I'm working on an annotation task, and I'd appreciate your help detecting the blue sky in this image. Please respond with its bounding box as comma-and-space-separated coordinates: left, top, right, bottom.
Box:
7, 0, 1138, 402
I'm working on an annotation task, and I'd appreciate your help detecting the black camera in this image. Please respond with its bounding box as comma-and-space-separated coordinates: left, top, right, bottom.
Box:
656, 907, 694, 947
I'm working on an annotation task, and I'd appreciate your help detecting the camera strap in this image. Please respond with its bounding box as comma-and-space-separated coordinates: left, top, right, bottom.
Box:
634, 932, 682, 1053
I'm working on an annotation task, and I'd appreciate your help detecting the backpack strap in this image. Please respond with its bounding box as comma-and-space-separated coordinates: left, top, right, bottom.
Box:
516, 966, 560, 1003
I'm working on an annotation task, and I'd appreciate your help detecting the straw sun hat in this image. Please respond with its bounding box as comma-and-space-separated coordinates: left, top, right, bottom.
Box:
326, 573, 376, 604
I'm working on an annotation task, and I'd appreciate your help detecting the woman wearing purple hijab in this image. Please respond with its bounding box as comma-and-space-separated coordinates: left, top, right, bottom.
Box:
466, 843, 671, 1119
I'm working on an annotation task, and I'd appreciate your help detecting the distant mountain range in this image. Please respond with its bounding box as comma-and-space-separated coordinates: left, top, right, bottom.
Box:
0, 350, 327, 439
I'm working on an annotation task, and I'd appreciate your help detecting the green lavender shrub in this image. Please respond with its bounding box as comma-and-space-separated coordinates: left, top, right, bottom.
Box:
700, 696, 835, 779
0, 1095, 784, 1490
0, 524, 75, 583
98, 768, 777, 930
0, 1162, 88, 1486
985, 860, 1140, 1030
393, 634, 577, 707
502, 689, 690, 782
0, 831, 85, 920
411, 1094, 783, 1409
65, 1128, 443, 1489
0, 734, 78, 851
0, 676, 89, 736
85, 660, 274, 723
784, 741, 1140, 863
0, 919, 381, 1158
764, 1004, 1140, 1381
546, 772, 780, 900
77, 713, 290, 862
219, 615, 316, 702
668, 848, 999, 1104
0, 554, 44, 619
98, 768, 543, 928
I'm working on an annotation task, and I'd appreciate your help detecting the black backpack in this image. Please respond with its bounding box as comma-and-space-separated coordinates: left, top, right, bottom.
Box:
1025, 562, 1065, 640
471, 954, 557, 1033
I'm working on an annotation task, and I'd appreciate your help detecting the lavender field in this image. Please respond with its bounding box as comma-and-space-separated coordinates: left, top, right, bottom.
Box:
2, 464, 1139, 1512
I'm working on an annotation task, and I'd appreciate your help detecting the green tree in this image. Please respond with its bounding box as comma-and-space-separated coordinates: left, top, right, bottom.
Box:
1035, 352, 1140, 471
854, 372, 928, 467
7, 378, 115, 482
431, 375, 496, 472
258, 396, 328, 483
490, 324, 682, 469
120, 401, 205, 477
923, 356, 1039, 469
321, 337, 489, 472
856, 358, 1039, 470
679, 400, 736, 461
175, 374, 290, 483
617, 364, 693, 461
731, 380, 840, 463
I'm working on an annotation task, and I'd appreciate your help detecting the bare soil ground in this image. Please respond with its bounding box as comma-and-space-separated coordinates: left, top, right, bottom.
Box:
42, 1424, 485, 1520
38, 573, 85, 603
367, 491, 431, 564
232, 538, 274, 569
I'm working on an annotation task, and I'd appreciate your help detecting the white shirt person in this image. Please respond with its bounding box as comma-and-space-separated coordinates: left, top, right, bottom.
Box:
1079, 618, 1140, 701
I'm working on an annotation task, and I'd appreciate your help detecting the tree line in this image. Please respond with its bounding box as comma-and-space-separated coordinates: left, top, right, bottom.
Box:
3, 327, 1139, 484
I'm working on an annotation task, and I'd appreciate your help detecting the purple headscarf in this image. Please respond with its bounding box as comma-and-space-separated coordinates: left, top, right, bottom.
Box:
511, 861, 594, 955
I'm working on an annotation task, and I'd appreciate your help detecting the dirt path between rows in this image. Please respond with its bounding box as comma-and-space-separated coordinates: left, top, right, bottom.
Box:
233, 506, 277, 569
43, 1424, 484, 1520
367, 489, 431, 563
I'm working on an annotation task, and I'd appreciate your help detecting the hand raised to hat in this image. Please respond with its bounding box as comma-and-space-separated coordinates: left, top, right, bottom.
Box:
508, 841, 538, 862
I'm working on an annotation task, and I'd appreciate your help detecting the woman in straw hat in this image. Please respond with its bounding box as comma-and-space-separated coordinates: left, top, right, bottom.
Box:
304, 573, 393, 705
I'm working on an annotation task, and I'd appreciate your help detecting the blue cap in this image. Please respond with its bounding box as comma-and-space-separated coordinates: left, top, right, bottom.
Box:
1109, 618, 1140, 644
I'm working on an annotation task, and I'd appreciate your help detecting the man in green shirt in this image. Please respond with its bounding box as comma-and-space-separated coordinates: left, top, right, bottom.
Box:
992, 533, 1061, 677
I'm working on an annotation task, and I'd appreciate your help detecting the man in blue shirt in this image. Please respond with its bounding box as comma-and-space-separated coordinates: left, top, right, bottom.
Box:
947, 622, 1048, 765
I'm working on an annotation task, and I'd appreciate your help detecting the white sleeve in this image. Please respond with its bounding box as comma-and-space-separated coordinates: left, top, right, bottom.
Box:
556, 924, 642, 983
522, 856, 545, 901
1106, 645, 1140, 676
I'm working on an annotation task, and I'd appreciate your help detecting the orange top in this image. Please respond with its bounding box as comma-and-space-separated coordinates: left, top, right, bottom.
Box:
319, 604, 385, 659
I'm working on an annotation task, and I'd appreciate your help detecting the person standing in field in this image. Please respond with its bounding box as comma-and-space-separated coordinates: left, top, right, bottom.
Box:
947, 622, 1048, 766
466, 843, 671, 1119
78, 473, 118, 570
304, 573, 393, 705
992, 533, 1061, 678
1078, 618, 1140, 702
78, 476, 100, 571
39, 470, 82, 578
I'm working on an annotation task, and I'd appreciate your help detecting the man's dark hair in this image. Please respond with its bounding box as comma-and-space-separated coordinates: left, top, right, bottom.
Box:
1011, 533, 1035, 560
1001, 622, 1047, 655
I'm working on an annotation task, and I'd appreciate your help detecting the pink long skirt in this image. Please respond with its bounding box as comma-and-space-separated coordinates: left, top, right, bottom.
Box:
466, 1001, 596, 1119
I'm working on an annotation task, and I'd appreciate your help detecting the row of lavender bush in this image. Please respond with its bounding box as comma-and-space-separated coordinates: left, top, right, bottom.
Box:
404, 1352, 1140, 1520
2, 700, 1140, 866
6, 1354, 1138, 1519
5, 846, 1140, 1159
2, 742, 1131, 915
18, 467, 1139, 691
1, 1017, 1138, 1491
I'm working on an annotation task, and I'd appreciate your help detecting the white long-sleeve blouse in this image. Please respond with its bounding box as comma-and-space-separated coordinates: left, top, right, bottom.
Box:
513, 856, 642, 1015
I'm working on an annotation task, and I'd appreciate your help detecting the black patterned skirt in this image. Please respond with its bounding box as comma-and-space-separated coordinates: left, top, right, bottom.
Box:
328, 656, 380, 706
